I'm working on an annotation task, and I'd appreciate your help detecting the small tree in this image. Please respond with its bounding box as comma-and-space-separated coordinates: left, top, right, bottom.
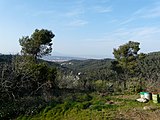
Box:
112, 41, 140, 90
17, 29, 57, 100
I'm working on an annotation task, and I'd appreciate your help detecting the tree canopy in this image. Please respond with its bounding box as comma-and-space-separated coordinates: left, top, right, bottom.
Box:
19, 29, 55, 58
112, 41, 140, 75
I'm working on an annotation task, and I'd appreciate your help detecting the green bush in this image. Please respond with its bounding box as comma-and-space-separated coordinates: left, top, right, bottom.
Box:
0, 97, 47, 119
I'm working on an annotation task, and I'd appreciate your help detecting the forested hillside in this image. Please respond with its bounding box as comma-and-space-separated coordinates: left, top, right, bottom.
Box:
60, 58, 113, 72
0, 54, 12, 63
1, 51, 160, 79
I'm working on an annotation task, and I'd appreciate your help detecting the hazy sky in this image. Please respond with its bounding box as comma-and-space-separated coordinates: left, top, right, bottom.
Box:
0, 0, 160, 58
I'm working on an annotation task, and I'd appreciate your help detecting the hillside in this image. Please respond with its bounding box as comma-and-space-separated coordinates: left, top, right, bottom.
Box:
0, 54, 113, 75
0, 54, 13, 63
59, 58, 113, 73
42, 56, 87, 62
1, 51, 160, 75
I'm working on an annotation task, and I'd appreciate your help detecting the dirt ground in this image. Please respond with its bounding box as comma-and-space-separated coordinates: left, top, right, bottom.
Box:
112, 94, 160, 120
117, 108, 160, 120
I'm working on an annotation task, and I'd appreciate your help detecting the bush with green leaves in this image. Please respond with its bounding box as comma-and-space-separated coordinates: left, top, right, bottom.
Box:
0, 97, 47, 120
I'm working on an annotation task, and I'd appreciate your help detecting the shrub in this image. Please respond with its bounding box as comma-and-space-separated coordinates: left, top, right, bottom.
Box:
0, 96, 47, 119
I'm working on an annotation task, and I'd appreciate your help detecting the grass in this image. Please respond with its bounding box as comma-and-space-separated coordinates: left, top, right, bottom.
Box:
17, 93, 160, 120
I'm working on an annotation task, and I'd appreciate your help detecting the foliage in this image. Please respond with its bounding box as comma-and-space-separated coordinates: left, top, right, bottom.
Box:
113, 41, 140, 75
0, 96, 47, 120
137, 52, 160, 92
112, 41, 142, 91
14, 55, 57, 98
19, 29, 55, 58
0, 29, 58, 119
58, 73, 79, 89
0, 62, 16, 102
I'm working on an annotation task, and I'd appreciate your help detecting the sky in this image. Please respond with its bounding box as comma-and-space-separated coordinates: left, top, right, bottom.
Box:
0, 0, 160, 58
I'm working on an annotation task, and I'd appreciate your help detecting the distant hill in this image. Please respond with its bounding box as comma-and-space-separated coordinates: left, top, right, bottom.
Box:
0, 54, 13, 63
1, 51, 160, 77
42, 56, 87, 62
59, 58, 114, 73
147, 51, 160, 57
